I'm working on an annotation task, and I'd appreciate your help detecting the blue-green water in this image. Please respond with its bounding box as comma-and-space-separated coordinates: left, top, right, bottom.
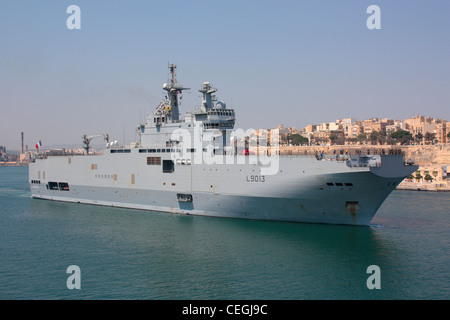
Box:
0, 166, 449, 299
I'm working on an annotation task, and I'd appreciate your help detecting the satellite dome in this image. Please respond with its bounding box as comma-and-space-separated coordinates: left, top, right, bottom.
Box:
216, 100, 226, 109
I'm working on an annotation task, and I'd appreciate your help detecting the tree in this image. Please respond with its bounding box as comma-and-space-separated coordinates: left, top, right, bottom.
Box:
289, 134, 309, 146
369, 131, 380, 144
329, 134, 339, 145
357, 133, 367, 144
377, 131, 387, 144
424, 173, 433, 182
424, 132, 436, 144
391, 130, 410, 139
384, 132, 394, 145
390, 130, 413, 145
415, 132, 423, 144
415, 171, 423, 181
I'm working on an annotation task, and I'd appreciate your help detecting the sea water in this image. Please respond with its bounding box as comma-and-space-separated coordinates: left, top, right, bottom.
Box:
0, 166, 449, 299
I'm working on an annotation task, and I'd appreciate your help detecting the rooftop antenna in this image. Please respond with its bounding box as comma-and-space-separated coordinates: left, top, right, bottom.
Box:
169, 63, 177, 86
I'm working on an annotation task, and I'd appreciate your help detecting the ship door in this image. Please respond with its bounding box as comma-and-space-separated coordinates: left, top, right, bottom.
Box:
163, 160, 175, 173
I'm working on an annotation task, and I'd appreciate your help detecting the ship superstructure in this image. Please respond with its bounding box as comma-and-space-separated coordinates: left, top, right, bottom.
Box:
28, 64, 418, 225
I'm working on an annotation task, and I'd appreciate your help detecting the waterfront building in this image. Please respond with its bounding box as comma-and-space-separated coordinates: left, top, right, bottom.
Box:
436, 122, 448, 144
397, 164, 449, 191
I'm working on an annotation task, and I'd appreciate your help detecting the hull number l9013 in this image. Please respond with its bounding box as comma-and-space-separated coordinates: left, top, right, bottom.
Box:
246, 175, 265, 182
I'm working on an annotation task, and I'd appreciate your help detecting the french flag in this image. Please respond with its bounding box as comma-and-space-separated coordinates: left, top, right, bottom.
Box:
35, 140, 42, 150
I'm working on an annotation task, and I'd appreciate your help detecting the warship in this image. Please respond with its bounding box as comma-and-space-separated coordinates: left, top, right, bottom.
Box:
28, 64, 417, 225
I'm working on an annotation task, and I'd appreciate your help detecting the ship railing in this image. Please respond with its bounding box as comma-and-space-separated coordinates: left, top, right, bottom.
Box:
312, 154, 371, 167
234, 152, 381, 168
34, 152, 92, 160
314, 154, 350, 162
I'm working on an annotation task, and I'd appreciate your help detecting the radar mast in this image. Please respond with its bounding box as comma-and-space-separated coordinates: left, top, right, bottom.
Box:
163, 64, 189, 121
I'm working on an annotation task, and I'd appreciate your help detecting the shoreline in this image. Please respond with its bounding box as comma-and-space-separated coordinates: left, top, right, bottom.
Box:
396, 187, 450, 192
396, 181, 450, 192
0, 162, 28, 167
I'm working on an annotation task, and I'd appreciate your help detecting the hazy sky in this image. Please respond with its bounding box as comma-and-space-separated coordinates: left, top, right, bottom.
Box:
1, 0, 449, 151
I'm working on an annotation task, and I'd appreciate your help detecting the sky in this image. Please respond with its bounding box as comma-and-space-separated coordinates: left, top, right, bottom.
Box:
1, 0, 449, 151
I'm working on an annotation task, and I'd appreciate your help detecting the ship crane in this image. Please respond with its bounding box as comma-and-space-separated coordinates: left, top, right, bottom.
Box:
82, 134, 109, 155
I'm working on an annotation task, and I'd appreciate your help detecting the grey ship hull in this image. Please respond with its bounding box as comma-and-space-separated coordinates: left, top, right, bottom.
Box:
28, 153, 416, 226
28, 64, 418, 226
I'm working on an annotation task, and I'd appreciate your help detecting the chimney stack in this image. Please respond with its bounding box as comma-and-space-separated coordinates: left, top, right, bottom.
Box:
21, 132, 24, 153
